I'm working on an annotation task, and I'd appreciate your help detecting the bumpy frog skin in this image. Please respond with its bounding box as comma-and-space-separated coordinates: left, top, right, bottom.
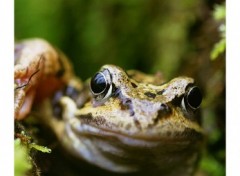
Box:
40, 65, 203, 176
15, 39, 203, 176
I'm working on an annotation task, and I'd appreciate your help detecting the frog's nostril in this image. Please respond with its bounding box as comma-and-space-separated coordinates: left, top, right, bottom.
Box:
159, 103, 170, 112
154, 103, 171, 123
121, 98, 135, 116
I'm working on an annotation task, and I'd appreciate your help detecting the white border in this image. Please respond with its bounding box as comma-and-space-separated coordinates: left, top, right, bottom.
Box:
0, 0, 14, 175
226, 1, 240, 176
0, 1, 237, 175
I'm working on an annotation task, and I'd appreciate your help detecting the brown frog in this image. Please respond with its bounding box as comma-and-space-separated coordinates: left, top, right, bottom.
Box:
41, 64, 203, 176
14, 39, 203, 176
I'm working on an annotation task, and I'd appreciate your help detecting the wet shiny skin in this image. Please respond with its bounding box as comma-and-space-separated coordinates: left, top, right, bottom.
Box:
41, 64, 203, 176
15, 39, 203, 176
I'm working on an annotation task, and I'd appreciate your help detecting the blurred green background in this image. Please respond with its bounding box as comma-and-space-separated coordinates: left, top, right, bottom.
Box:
15, 0, 225, 175
15, 0, 218, 79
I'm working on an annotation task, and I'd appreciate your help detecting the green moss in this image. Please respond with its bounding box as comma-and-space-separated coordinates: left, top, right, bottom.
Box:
29, 143, 51, 153
14, 129, 52, 175
14, 139, 32, 176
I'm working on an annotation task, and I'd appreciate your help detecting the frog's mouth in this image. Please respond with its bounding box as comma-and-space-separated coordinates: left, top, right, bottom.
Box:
70, 114, 203, 148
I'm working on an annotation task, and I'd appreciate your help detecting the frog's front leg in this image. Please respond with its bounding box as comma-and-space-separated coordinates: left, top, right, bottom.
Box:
14, 54, 43, 79
14, 86, 36, 120
14, 38, 75, 120
15, 54, 44, 119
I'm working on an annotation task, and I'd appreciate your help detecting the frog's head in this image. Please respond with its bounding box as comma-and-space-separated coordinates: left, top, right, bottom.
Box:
86, 65, 203, 138
60, 64, 204, 174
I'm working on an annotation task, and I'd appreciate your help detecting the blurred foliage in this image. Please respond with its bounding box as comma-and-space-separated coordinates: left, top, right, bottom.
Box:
213, 3, 226, 20
199, 154, 225, 176
15, 0, 225, 175
16, 0, 205, 79
211, 3, 225, 60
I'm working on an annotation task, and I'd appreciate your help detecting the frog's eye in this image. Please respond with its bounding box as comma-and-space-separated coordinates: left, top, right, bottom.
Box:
90, 69, 112, 102
182, 86, 202, 112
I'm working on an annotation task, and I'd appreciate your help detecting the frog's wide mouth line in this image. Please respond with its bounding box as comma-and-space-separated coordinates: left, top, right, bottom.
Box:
70, 120, 203, 147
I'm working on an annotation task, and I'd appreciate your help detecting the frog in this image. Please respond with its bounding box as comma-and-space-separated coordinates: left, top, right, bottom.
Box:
14, 39, 203, 176
37, 66, 203, 175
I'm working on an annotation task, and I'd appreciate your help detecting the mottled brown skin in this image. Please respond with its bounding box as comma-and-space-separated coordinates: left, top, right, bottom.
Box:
14, 39, 203, 175
39, 65, 203, 176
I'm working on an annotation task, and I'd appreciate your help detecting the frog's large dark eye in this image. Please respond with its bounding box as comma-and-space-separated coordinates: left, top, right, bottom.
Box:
90, 69, 112, 102
182, 86, 202, 111
90, 72, 107, 94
